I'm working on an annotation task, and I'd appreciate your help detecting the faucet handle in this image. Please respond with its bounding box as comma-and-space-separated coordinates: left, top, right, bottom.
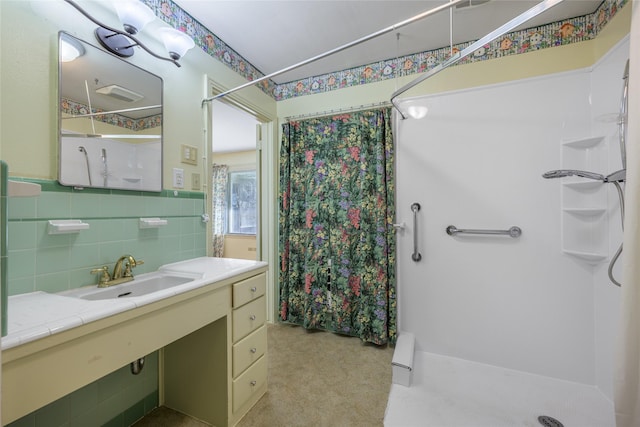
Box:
124, 259, 144, 277
90, 266, 111, 286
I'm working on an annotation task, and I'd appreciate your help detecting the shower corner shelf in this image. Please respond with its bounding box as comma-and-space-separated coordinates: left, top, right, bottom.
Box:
559, 135, 608, 264
562, 181, 603, 190
561, 135, 605, 149
562, 250, 607, 263
562, 207, 607, 217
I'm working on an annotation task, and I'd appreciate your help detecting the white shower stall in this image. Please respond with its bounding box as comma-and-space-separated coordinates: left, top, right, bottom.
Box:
385, 38, 629, 426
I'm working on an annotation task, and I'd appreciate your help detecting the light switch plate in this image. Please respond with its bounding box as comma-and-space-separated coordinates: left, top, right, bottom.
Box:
181, 144, 198, 165
192, 173, 201, 190
172, 168, 184, 188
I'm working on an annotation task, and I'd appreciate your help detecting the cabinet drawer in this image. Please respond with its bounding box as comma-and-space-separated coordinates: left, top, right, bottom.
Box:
233, 325, 267, 378
232, 296, 266, 342
233, 354, 267, 413
233, 273, 266, 308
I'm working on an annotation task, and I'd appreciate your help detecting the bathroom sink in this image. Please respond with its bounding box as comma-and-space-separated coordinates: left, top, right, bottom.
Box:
61, 272, 198, 300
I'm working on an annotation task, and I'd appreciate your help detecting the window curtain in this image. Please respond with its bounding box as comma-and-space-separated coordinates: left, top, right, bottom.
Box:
212, 163, 228, 257
279, 108, 396, 345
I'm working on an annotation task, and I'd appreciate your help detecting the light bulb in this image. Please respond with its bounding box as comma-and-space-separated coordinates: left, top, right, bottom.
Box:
113, 0, 156, 34
407, 105, 428, 119
158, 27, 195, 60
60, 34, 85, 62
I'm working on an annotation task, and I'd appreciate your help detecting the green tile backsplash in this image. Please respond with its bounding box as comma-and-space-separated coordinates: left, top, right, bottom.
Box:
7, 179, 206, 295
5, 179, 206, 426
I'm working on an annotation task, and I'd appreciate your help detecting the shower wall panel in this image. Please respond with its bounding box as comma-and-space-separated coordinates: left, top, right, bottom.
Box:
396, 70, 596, 384
590, 37, 629, 399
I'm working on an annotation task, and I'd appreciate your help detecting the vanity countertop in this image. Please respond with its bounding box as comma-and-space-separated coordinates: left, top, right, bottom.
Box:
2, 257, 268, 350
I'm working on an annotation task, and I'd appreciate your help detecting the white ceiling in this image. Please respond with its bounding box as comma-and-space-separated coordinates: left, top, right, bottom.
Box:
174, 0, 603, 84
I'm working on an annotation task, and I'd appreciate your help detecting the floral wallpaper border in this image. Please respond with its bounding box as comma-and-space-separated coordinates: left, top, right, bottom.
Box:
144, 0, 627, 101
60, 98, 162, 131
143, 0, 276, 97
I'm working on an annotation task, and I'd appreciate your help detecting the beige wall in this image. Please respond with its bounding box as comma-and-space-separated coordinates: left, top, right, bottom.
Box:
213, 150, 256, 170
223, 234, 257, 260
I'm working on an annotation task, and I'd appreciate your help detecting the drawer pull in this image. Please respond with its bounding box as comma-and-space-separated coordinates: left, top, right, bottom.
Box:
250, 314, 256, 321
250, 347, 257, 353
250, 286, 257, 292
250, 380, 257, 386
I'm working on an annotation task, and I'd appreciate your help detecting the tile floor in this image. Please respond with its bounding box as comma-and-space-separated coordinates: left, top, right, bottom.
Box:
134, 323, 394, 426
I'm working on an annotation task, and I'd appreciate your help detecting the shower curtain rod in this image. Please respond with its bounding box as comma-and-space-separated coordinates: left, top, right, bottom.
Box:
391, 0, 565, 119
284, 102, 391, 121
202, 0, 467, 106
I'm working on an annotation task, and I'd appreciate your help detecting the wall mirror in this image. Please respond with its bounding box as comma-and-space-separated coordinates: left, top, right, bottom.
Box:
58, 31, 163, 192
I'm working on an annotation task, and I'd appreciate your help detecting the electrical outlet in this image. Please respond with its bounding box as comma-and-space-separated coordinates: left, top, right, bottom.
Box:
181, 144, 198, 165
172, 168, 184, 188
192, 173, 201, 190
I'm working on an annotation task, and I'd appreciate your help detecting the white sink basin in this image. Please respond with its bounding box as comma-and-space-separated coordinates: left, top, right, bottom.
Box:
61, 272, 198, 301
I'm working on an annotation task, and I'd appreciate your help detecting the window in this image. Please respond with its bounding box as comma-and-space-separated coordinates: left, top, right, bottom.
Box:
227, 170, 257, 235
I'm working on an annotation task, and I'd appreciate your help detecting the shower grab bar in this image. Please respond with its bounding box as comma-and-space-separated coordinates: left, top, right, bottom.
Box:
411, 203, 422, 262
446, 225, 522, 238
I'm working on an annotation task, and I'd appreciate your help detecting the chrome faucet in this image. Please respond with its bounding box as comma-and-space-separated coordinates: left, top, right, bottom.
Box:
91, 255, 144, 288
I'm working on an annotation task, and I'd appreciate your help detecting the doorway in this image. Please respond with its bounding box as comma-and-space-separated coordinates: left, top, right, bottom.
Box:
210, 100, 260, 261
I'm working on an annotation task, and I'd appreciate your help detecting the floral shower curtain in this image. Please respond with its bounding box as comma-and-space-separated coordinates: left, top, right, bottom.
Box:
279, 108, 396, 345
212, 163, 228, 257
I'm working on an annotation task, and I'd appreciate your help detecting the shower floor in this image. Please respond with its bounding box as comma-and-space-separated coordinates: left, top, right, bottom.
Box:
384, 351, 614, 427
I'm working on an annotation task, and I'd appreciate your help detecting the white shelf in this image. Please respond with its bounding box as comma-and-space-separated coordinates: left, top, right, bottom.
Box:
47, 220, 90, 235
139, 217, 168, 229
562, 250, 607, 263
562, 136, 605, 149
563, 208, 607, 217
562, 181, 603, 190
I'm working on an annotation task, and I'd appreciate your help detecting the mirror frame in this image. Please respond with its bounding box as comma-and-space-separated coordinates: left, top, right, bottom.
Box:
58, 31, 163, 192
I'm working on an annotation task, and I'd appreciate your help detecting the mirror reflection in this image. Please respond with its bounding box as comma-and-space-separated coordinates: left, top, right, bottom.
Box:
58, 32, 163, 192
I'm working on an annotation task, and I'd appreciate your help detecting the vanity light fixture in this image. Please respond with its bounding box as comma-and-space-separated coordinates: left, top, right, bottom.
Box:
62, 0, 194, 67
158, 27, 196, 61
